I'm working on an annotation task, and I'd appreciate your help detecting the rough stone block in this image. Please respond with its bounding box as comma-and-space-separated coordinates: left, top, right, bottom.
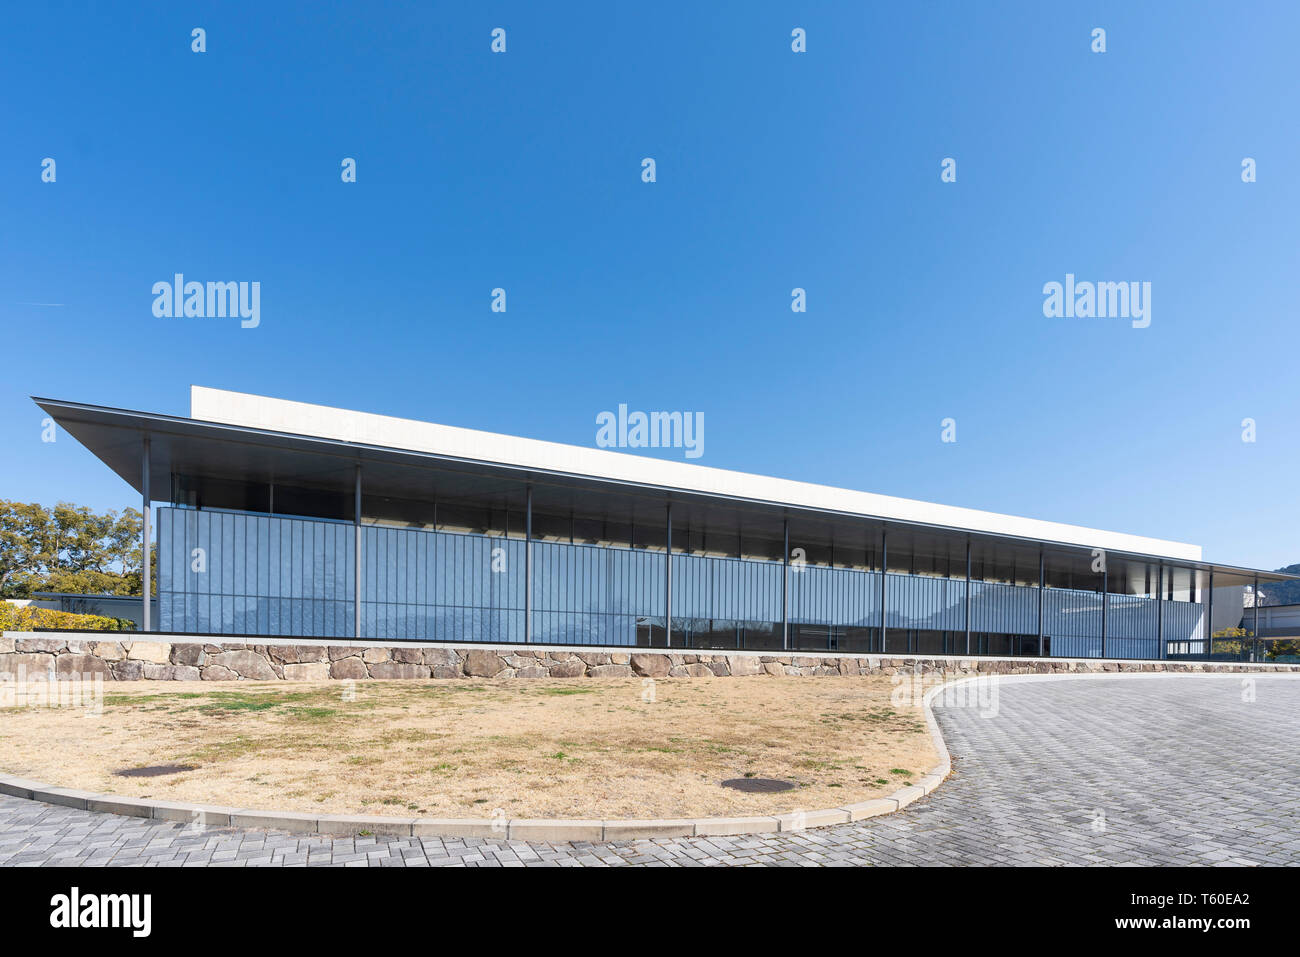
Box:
268, 644, 328, 664
170, 643, 207, 666
0, 653, 56, 677
630, 653, 671, 677
57, 652, 112, 677
367, 661, 430, 680
283, 662, 331, 681
423, 647, 459, 667
208, 650, 277, 680
110, 659, 144, 681
587, 664, 633, 678
329, 657, 368, 680
125, 640, 172, 664
143, 663, 201, 681
15, 637, 66, 654
547, 657, 586, 678
464, 649, 505, 677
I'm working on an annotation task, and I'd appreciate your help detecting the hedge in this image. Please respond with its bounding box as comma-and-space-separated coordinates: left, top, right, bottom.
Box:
0, 604, 134, 633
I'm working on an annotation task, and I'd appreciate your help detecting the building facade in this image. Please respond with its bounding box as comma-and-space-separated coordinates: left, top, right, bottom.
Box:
36, 387, 1294, 660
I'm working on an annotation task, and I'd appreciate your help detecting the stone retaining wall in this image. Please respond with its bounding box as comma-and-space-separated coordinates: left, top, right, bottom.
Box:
3, 632, 1298, 681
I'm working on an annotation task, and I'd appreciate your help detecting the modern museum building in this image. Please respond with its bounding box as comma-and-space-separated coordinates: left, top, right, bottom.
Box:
34, 387, 1293, 660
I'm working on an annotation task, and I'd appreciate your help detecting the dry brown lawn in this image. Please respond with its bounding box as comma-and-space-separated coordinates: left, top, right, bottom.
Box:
0, 676, 935, 819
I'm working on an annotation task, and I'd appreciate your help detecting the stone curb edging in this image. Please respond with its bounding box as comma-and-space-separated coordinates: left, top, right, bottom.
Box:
0, 772, 935, 841
0, 677, 959, 843
0, 762, 944, 843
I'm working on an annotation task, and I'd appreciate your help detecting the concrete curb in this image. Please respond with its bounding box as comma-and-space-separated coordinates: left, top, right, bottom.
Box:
0, 769, 943, 842
0, 671, 972, 842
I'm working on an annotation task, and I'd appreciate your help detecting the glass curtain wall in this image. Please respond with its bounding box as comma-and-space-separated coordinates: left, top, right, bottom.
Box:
883, 527, 964, 655
1104, 557, 1162, 660
157, 496, 1211, 659
969, 536, 1042, 656
672, 513, 785, 650
157, 507, 355, 637
788, 517, 882, 652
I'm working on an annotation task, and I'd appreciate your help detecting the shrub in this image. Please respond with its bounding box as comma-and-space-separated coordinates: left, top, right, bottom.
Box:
0, 603, 134, 633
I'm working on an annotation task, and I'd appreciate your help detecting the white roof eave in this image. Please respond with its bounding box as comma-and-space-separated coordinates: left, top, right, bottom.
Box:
189, 385, 1203, 562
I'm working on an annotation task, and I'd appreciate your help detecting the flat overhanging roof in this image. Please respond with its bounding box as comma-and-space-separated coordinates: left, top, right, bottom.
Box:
31, 388, 1299, 585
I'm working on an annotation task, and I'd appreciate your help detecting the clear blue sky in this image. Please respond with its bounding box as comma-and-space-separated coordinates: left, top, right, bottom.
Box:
3, 1, 1298, 569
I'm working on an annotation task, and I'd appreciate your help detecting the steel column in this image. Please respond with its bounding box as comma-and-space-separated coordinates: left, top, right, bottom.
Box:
964, 537, 972, 655
665, 502, 673, 648
1253, 574, 1260, 662
1037, 548, 1045, 656
1206, 570, 1215, 659
141, 436, 151, 633
879, 527, 887, 653
1100, 565, 1107, 659
354, 464, 362, 638
525, 486, 533, 644
1156, 564, 1164, 658
781, 518, 789, 651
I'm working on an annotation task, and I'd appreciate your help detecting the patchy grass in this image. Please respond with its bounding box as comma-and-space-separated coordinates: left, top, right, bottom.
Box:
537, 687, 597, 696
0, 676, 935, 819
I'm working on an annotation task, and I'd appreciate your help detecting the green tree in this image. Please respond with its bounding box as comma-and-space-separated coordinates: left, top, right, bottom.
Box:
0, 500, 144, 598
